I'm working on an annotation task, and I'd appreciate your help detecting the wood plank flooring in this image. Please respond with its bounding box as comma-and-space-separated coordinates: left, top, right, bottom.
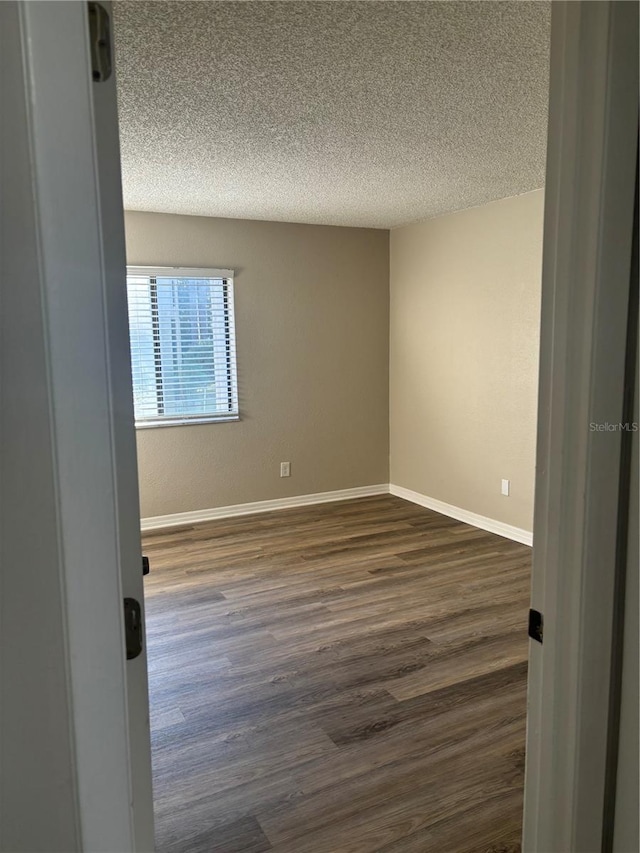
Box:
142, 495, 531, 853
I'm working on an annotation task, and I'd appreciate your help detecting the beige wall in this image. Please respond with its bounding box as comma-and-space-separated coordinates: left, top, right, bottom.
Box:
390, 190, 544, 532
124, 212, 389, 518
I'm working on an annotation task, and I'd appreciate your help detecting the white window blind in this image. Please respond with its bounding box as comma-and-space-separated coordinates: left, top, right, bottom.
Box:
126, 267, 238, 427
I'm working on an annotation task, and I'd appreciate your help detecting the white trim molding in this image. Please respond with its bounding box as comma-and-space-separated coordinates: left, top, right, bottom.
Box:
141, 482, 534, 545
389, 484, 533, 546
523, 4, 638, 851
140, 484, 389, 531
2, 2, 150, 848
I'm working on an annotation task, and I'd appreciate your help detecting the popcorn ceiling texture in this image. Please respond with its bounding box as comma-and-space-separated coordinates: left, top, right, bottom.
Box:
113, 1, 550, 229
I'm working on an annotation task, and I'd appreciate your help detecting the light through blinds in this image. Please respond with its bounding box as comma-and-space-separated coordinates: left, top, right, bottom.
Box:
126, 268, 238, 426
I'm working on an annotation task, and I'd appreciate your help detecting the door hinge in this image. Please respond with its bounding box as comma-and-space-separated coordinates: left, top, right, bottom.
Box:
88, 2, 112, 82
124, 598, 143, 660
528, 608, 543, 644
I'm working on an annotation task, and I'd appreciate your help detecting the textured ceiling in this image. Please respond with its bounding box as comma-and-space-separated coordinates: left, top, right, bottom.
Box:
113, 1, 550, 229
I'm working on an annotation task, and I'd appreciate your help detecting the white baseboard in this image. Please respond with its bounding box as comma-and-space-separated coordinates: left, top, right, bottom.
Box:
141, 482, 533, 546
140, 484, 390, 532
389, 484, 533, 546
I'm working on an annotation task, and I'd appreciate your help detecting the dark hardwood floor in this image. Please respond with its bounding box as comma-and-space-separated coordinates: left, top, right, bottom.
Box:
142, 494, 531, 853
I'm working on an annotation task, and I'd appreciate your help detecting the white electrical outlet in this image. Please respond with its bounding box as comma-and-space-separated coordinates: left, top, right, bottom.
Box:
501, 478, 510, 496
280, 462, 291, 478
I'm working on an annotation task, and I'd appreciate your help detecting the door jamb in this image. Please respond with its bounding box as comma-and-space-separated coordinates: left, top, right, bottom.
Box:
2, 2, 147, 848
523, 2, 638, 850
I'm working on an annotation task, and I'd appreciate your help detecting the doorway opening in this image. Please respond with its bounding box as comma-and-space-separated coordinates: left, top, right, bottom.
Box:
111, 3, 549, 850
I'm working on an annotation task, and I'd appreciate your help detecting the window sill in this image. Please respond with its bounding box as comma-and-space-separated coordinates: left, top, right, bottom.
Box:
135, 415, 240, 429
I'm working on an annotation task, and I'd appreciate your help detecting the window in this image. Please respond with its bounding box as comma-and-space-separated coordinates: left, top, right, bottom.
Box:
126, 267, 239, 427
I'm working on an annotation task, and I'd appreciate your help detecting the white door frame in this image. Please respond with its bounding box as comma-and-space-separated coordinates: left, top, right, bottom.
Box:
523, 2, 638, 851
91, 1, 156, 847
1, 2, 153, 850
